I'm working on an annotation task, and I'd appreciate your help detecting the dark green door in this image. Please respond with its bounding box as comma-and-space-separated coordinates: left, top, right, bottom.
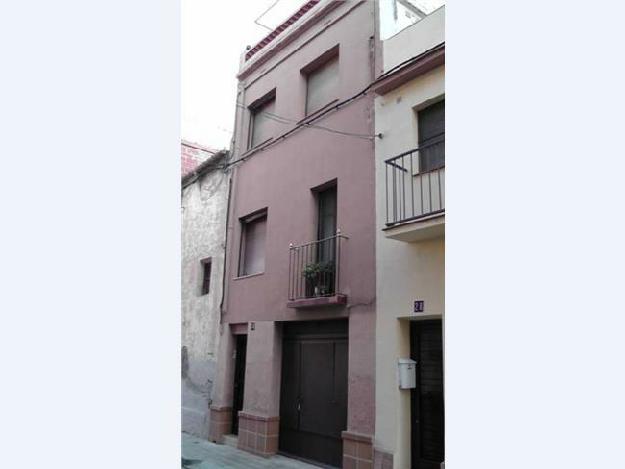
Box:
411, 320, 444, 469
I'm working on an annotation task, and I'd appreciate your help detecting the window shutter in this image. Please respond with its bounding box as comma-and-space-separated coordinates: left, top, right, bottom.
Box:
251, 98, 275, 148
242, 216, 267, 275
306, 57, 339, 115
418, 100, 445, 172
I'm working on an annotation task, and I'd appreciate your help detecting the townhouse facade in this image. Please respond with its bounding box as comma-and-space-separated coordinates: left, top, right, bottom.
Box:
189, 1, 446, 467
207, 1, 379, 467
181, 142, 230, 438
373, 5, 445, 469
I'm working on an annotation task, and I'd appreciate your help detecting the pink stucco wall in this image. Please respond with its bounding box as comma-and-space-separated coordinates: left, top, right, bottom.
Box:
218, 0, 377, 437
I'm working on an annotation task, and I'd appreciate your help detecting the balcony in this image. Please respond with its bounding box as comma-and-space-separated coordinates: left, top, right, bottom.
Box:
287, 232, 348, 308
384, 136, 445, 242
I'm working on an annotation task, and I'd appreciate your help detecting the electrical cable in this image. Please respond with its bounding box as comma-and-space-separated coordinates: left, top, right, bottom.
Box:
235, 103, 376, 140
254, 0, 281, 31
222, 42, 444, 170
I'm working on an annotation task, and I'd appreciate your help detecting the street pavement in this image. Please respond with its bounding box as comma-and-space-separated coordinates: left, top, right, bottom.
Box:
182, 432, 320, 469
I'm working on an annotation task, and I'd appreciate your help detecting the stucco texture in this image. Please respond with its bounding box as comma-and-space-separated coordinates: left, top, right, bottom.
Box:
373, 10, 445, 468
216, 0, 378, 438
182, 167, 229, 438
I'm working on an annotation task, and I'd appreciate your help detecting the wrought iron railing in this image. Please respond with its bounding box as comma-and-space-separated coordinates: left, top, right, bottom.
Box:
288, 231, 347, 301
385, 135, 445, 226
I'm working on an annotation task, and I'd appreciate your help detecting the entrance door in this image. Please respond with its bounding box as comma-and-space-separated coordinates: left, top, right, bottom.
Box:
279, 320, 348, 467
410, 320, 444, 469
231, 334, 247, 435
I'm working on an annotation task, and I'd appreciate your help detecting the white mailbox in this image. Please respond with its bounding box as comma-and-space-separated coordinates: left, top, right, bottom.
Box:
398, 358, 417, 389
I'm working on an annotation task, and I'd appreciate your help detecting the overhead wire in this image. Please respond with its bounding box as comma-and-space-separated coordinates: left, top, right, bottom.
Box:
254, 0, 281, 31
235, 102, 376, 140
220, 42, 444, 171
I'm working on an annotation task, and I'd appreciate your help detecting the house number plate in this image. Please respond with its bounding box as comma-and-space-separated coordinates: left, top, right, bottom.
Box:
414, 300, 424, 313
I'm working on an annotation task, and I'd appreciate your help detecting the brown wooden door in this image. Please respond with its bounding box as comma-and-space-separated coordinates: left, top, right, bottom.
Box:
279, 320, 348, 467
231, 334, 247, 435
411, 320, 444, 469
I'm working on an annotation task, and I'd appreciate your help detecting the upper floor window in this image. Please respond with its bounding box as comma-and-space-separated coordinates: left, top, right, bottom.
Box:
304, 47, 339, 115
316, 184, 337, 264
417, 99, 445, 173
238, 210, 267, 276
249, 91, 276, 149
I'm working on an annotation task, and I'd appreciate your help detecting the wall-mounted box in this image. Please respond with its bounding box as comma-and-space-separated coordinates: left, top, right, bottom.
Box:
398, 358, 416, 389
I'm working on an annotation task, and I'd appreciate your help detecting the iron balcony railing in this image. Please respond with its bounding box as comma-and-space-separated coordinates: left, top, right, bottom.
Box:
288, 231, 347, 301
385, 134, 445, 226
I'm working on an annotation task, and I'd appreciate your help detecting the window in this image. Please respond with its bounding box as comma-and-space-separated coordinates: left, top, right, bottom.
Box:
238, 211, 267, 276
418, 99, 445, 172
201, 258, 212, 295
249, 92, 276, 149
304, 51, 339, 115
316, 184, 337, 264
317, 186, 337, 241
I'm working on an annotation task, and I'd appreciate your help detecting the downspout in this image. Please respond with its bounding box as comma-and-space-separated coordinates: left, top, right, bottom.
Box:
219, 174, 232, 322
219, 79, 246, 324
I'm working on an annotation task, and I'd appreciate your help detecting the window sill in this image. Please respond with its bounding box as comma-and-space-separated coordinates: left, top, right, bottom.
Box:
233, 272, 264, 281
300, 98, 339, 124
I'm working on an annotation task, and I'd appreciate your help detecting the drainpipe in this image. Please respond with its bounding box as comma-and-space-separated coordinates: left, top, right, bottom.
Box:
219, 80, 246, 323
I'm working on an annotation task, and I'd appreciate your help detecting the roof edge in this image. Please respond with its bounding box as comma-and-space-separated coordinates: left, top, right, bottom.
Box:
181, 150, 229, 187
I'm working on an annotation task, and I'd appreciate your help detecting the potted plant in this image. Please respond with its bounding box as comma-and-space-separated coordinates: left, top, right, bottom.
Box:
302, 260, 335, 297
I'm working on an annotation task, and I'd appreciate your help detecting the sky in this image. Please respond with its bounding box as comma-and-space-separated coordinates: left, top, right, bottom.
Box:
181, 0, 445, 150
182, 0, 311, 150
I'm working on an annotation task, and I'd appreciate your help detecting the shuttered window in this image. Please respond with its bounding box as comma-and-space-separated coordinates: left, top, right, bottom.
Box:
250, 96, 276, 149
317, 185, 337, 264
239, 212, 267, 276
418, 99, 445, 172
305, 55, 339, 115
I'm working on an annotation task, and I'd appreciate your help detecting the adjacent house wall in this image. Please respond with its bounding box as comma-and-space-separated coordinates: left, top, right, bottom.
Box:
181, 154, 229, 438
374, 7, 445, 468
383, 4, 444, 70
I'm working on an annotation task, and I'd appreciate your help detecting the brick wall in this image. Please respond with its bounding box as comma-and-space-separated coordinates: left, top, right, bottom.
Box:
181, 142, 214, 178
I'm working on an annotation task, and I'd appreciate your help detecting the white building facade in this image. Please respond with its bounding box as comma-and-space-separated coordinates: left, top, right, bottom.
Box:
373, 5, 445, 469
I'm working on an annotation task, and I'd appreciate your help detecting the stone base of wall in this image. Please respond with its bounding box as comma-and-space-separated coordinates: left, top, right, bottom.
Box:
373, 448, 394, 469
342, 430, 374, 469
237, 412, 279, 457
208, 406, 232, 443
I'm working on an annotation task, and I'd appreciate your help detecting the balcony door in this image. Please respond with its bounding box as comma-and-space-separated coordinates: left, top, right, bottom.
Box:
317, 186, 337, 243
315, 186, 336, 296
418, 99, 445, 173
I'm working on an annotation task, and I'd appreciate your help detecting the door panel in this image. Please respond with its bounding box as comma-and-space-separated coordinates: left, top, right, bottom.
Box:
279, 320, 348, 468
280, 339, 301, 432
299, 341, 336, 435
231, 334, 247, 435
411, 320, 444, 469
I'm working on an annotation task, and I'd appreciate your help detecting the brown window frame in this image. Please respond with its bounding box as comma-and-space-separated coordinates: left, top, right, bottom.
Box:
301, 45, 340, 116
238, 209, 268, 277
248, 90, 276, 150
